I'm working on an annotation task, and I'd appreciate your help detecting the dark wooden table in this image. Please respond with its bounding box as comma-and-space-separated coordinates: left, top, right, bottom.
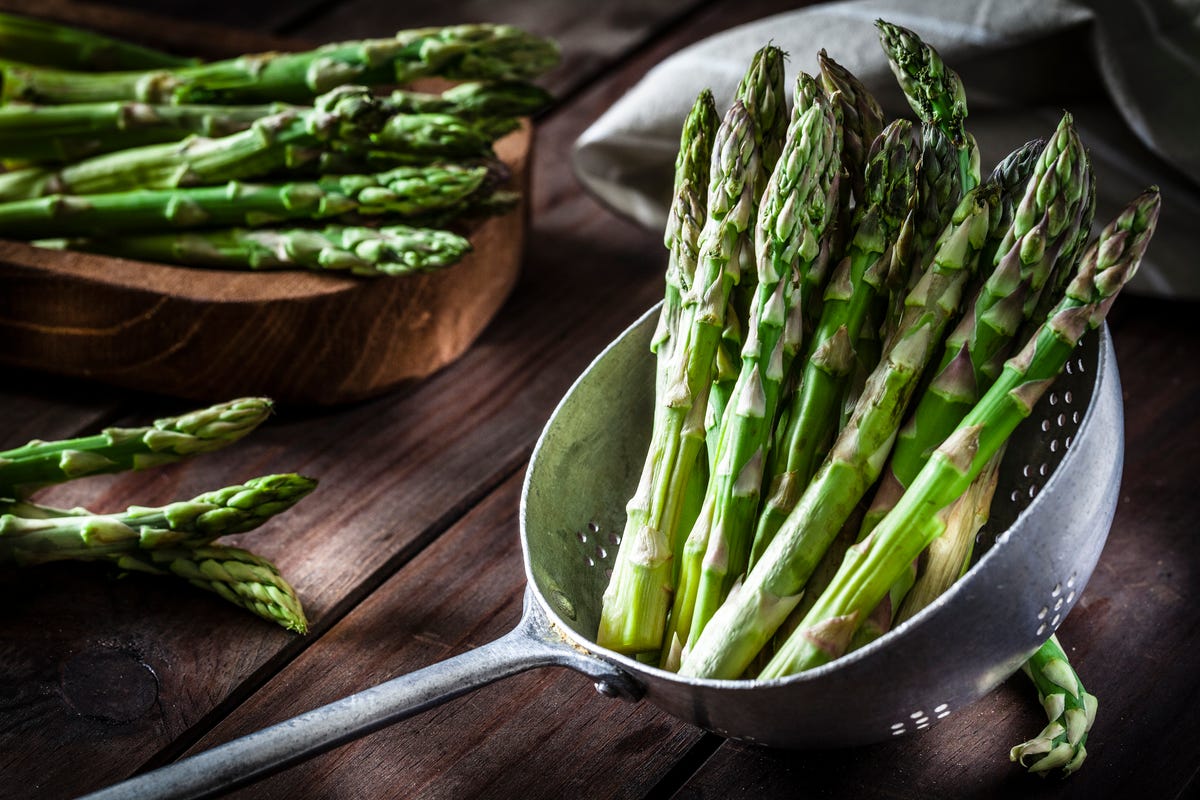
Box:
1, 1, 1197, 798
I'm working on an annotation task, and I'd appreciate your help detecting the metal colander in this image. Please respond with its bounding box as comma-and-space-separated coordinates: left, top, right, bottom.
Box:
82, 303, 1121, 798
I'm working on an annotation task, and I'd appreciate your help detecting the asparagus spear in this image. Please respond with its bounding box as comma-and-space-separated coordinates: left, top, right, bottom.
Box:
760, 187, 1161, 677
0, 12, 199, 70
653, 89, 719, 373
680, 183, 999, 680
817, 49, 884, 210
1011, 634, 1097, 776
0, 165, 489, 238
0, 86, 392, 201
863, 115, 1090, 538
0, 398, 272, 496
0, 473, 316, 565
876, 19, 977, 193
666, 78, 841, 663
55, 222, 472, 277
596, 101, 759, 655
113, 544, 308, 633
751, 120, 919, 566
0, 81, 549, 165
0, 24, 560, 104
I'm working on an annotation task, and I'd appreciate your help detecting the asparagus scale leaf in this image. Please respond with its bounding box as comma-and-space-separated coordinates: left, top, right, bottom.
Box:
1011, 634, 1097, 777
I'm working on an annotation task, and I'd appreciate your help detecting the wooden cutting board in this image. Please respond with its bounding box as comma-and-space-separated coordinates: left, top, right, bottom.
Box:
0, 2, 531, 406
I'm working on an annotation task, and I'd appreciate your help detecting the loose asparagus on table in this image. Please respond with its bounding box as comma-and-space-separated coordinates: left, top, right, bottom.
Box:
113, 544, 309, 633
53, 222, 471, 277
758, 187, 1160, 677
0, 24, 560, 105
0, 474, 316, 565
666, 76, 842, 665
0, 165, 489, 238
0, 81, 549, 165
0, 85, 392, 201
1011, 634, 1097, 776
751, 119, 919, 567
0, 11, 199, 70
0, 398, 272, 497
596, 101, 759, 656
680, 183, 999, 680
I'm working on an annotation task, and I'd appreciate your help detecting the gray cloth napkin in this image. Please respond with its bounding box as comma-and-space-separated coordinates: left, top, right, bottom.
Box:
572, 0, 1200, 298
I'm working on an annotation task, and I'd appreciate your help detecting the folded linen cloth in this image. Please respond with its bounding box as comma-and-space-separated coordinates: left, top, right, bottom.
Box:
572, 0, 1200, 298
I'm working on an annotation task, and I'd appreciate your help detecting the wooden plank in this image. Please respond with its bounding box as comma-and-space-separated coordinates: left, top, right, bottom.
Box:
62, 0, 319, 38
177, 472, 703, 799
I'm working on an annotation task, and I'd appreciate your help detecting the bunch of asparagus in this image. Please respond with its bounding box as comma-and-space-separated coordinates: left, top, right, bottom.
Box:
0, 397, 316, 632
0, 14, 558, 276
598, 21, 1160, 777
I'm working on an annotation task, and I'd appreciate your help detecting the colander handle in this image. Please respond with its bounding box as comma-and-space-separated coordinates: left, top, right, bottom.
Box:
77, 590, 641, 800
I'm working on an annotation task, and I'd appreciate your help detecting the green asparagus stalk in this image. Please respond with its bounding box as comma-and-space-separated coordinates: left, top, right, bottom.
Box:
54, 222, 471, 277
0, 473, 316, 565
666, 78, 842, 664
0, 12, 199, 70
653, 90, 719, 375
728, 45, 789, 343
751, 120, 919, 566
113, 544, 308, 633
0, 101, 287, 165
0, 86, 392, 201
596, 101, 759, 655
0, 24, 559, 105
1011, 634, 1097, 776
0, 165, 489, 238
0, 397, 272, 496
680, 183, 998, 680
876, 19, 977, 193
817, 49, 884, 210
736, 44, 788, 194
0, 81, 549, 165
862, 115, 1090, 540
760, 187, 1161, 677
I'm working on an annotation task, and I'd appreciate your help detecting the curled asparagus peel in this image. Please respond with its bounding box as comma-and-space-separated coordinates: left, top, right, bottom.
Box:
114, 544, 309, 633
0, 24, 560, 104
0, 473, 317, 565
57, 223, 472, 277
680, 183, 998, 680
667, 77, 841, 665
760, 187, 1161, 677
1011, 634, 1097, 777
597, 101, 759, 655
0, 398, 272, 497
